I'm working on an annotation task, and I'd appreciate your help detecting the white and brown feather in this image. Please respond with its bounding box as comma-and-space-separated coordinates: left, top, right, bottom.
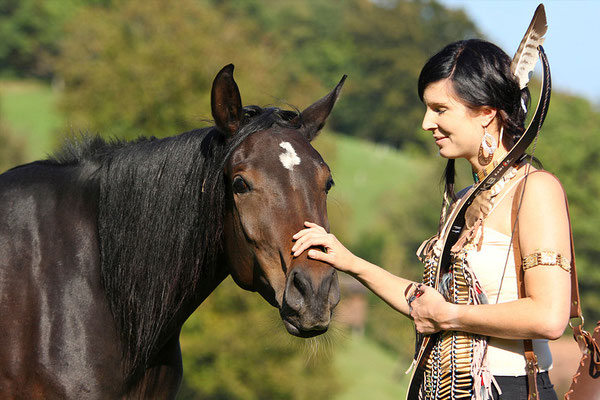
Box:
510, 4, 548, 89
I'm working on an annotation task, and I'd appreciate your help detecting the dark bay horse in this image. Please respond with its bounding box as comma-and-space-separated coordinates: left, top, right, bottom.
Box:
0, 65, 344, 399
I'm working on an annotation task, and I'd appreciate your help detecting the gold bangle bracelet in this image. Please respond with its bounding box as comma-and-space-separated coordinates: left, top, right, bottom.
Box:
522, 250, 571, 273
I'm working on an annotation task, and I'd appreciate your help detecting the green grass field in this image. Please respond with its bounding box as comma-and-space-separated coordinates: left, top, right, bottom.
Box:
315, 133, 427, 240
0, 80, 63, 161
334, 334, 409, 399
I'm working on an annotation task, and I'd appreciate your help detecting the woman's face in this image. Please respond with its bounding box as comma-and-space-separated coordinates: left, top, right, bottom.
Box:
421, 79, 493, 165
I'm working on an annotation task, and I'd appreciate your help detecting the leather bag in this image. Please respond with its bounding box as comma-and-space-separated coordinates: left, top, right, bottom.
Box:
564, 320, 600, 399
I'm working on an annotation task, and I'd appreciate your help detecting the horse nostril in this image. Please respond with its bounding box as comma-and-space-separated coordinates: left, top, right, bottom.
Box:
284, 269, 312, 313
293, 270, 308, 296
327, 270, 340, 308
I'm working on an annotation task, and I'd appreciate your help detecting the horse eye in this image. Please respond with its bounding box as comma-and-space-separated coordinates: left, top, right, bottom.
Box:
325, 178, 335, 194
232, 176, 251, 194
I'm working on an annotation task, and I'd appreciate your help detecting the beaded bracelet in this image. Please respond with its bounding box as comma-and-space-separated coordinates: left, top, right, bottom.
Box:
522, 250, 571, 273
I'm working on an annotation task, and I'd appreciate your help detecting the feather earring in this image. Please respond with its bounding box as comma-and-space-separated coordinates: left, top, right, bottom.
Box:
510, 4, 548, 89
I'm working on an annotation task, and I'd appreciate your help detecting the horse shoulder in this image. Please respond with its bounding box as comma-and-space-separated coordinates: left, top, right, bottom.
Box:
0, 162, 125, 398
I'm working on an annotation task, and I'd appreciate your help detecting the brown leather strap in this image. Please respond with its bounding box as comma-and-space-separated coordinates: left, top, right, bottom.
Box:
563, 194, 582, 320
523, 340, 540, 400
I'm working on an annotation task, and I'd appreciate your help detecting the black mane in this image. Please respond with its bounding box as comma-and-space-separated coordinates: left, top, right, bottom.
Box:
49, 106, 300, 386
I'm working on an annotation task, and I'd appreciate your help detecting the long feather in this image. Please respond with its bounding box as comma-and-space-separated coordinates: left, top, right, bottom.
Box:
510, 4, 548, 89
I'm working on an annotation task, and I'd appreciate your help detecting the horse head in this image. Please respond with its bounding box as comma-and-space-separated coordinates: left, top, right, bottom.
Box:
212, 65, 344, 338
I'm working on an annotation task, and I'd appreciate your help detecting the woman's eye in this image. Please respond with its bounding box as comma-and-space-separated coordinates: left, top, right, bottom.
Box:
325, 178, 335, 194
232, 176, 250, 194
436, 108, 446, 115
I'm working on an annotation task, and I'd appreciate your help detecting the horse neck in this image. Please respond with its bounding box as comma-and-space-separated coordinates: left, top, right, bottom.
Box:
172, 254, 231, 328
95, 131, 238, 382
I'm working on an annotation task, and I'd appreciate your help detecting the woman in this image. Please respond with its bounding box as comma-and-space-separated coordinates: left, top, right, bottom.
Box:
291, 39, 571, 400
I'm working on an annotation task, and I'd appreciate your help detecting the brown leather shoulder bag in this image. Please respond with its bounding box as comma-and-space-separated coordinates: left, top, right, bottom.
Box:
566, 320, 600, 399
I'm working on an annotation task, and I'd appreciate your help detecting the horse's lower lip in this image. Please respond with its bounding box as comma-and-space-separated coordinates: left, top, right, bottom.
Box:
282, 319, 327, 338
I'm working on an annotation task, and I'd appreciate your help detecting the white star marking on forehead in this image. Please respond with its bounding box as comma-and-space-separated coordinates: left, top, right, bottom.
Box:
279, 141, 301, 171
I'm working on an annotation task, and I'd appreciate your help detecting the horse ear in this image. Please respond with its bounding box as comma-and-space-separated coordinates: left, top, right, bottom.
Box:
211, 64, 244, 137
296, 75, 347, 142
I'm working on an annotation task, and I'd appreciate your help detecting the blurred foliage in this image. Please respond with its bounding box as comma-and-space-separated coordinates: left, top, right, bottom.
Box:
177, 279, 339, 400
332, 334, 410, 399
54, 0, 478, 147
55, 0, 323, 140
196, 0, 478, 148
207, 0, 357, 91
333, 0, 479, 148
0, 0, 110, 79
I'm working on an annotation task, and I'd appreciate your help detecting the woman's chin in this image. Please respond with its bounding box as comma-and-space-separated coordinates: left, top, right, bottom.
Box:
437, 147, 454, 159
437, 146, 465, 160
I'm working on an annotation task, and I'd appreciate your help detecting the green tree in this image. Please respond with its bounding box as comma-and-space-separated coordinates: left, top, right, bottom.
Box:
208, 0, 479, 149
209, 0, 356, 89
0, 0, 108, 78
334, 0, 479, 148
55, 0, 324, 140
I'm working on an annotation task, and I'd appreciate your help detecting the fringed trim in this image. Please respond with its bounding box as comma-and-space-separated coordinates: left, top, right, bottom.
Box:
451, 216, 484, 254
420, 250, 498, 400
463, 261, 498, 400
471, 338, 500, 400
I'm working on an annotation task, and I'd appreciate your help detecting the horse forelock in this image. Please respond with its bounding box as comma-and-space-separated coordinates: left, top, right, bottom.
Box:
61, 106, 302, 387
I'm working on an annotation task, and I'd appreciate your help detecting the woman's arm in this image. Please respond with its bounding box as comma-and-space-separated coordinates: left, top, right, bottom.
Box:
292, 222, 415, 316
410, 171, 572, 340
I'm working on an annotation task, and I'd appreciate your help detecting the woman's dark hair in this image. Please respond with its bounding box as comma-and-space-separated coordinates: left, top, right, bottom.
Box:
418, 39, 530, 201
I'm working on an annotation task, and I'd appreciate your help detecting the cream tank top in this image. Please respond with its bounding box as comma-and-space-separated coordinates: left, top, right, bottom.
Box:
464, 177, 552, 376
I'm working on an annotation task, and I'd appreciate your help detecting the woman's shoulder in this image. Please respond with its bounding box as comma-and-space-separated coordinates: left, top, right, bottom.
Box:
519, 168, 566, 202
517, 167, 569, 225
515, 168, 572, 259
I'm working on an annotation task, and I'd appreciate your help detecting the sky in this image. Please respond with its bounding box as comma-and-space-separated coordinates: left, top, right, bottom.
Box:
437, 0, 600, 104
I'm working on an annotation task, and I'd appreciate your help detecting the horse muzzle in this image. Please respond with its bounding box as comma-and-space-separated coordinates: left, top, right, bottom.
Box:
279, 261, 340, 338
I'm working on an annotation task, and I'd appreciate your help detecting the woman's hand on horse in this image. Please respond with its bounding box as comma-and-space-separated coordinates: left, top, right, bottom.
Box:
292, 222, 357, 273
408, 285, 456, 334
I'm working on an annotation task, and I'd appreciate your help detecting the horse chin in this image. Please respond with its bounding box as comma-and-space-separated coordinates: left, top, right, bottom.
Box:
282, 319, 328, 338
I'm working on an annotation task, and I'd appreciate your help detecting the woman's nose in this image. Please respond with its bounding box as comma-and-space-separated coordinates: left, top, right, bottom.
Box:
422, 109, 437, 131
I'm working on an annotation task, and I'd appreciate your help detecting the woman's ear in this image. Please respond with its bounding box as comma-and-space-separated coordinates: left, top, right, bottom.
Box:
479, 107, 498, 129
